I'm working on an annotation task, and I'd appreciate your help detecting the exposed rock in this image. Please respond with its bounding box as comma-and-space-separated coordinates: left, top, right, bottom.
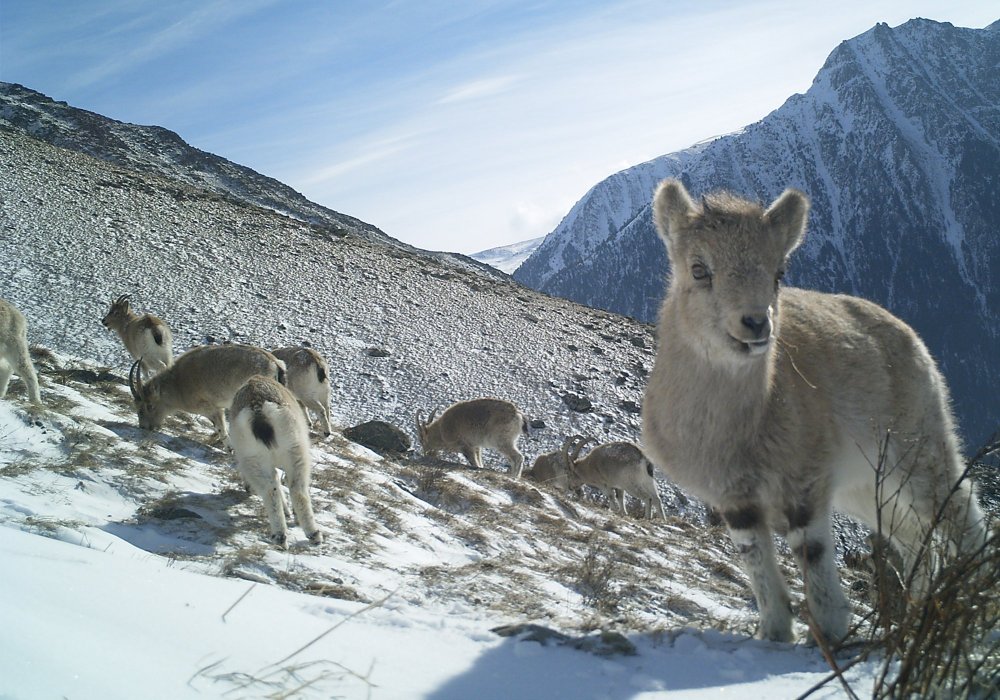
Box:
343, 420, 411, 455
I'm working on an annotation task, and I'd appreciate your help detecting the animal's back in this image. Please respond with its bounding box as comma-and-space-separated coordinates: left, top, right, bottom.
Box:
168, 345, 280, 407
443, 398, 521, 443
776, 288, 951, 443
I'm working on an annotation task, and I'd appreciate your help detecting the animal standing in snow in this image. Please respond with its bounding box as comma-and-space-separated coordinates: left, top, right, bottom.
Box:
416, 398, 529, 478
129, 343, 285, 443
526, 436, 591, 491
564, 440, 666, 519
101, 294, 173, 377
0, 298, 41, 404
271, 346, 332, 437
229, 375, 322, 546
642, 179, 988, 644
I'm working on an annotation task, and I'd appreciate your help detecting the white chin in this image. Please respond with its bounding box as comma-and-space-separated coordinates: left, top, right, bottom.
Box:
746, 339, 771, 356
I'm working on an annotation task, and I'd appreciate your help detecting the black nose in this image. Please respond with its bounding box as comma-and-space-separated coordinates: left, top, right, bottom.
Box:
741, 314, 770, 339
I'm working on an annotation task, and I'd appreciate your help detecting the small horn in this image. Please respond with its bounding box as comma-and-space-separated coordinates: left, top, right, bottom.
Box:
428, 407, 439, 424
115, 294, 131, 305
128, 358, 144, 400
415, 409, 425, 428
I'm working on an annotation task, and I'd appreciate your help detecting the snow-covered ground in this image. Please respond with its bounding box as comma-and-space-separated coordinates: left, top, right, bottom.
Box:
0, 95, 952, 699
0, 367, 884, 699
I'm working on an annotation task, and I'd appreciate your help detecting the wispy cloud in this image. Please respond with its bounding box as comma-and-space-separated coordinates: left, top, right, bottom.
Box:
65, 0, 280, 91
437, 75, 522, 105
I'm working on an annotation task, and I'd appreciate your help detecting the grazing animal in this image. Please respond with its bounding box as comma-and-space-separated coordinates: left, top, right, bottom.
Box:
0, 298, 41, 404
129, 344, 285, 443
102, 295, 173, 376
642, 179, 988, 644
565, 440, 666, 519
416, 398, 529, 478
271, 346, 332, 437
527, 436, 591, 490
229, 375, 322, 547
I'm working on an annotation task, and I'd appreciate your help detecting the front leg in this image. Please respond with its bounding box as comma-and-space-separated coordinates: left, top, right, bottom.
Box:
724, 504, 793, 642
460, 444, 484, 469
786, 506, 851, 645
207, 408, 230, 444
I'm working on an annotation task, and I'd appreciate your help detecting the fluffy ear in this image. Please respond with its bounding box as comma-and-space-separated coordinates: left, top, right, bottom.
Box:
763, 188, 809, 255
652, 179, 696, 251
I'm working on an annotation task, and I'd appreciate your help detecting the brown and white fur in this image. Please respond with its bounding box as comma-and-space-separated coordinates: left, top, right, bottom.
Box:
271, 346, 332, 437
102, 295, 173, 377
0, 298, 41, 404
642, 179, 987, 644
229, 375, 322, 547
129, 344, 285, 443
416, 398, 529, 478
566, 440, 667, 519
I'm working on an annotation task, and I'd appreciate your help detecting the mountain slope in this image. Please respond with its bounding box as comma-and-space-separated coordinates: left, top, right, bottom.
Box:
514, 19, 1000, 447
0, 81, 400, 247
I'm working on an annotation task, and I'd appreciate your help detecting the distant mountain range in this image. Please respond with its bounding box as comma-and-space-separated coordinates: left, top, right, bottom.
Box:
514, 18, 1000, 447
470, 236, 544, 274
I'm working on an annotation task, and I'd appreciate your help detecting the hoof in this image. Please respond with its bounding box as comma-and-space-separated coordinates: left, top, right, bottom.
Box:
307, 530, 324, 545
269, 532, 288, 548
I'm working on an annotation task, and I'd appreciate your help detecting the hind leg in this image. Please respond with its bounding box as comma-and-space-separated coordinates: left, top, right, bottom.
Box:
500, 444, 525, 479
15, 344, 41, 404
239, 458, 289, 546
0, 359, 12, 399
285, 451, 321, 544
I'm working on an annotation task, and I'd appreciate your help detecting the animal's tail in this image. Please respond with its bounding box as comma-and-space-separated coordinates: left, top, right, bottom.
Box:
252, 411, 276, 448
275, 359, 288, 386
316, 363, 327, 383
152, 326, 165, 346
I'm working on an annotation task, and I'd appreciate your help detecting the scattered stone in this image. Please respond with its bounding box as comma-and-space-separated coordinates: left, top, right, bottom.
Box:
343, 420, 411, 456
147, 505, 202, 521
529, 418, 546, 430
491, 623, 637, 657
619, 400, 641, 414
561, 392, 592, 413
366, 347, 392, 358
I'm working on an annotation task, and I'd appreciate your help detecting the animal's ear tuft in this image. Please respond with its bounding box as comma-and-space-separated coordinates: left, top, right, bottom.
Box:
764, 188, 809, 255
652, 179, 697, 255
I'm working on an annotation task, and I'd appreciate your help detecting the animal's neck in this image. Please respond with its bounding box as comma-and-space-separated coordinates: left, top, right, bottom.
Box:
660, 325, 775, 432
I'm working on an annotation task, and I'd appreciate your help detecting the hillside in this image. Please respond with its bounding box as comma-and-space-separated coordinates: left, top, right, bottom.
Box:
1, 78, 996, 697
514, 19, 1000, 447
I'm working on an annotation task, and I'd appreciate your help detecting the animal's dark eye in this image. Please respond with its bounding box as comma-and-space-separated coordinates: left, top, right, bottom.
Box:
692, 263, 711, 281
775, 266, 786, 286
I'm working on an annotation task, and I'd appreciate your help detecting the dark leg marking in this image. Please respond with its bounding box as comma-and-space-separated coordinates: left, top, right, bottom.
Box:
723, 504, 762, 531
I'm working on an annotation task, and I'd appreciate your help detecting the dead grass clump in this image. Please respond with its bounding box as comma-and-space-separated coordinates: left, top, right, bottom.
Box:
563, 535, 620, 614
806, 434, 1000, 699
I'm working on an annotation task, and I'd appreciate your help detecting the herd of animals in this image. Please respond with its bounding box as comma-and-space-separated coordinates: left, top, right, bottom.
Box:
0, 179, 992, 646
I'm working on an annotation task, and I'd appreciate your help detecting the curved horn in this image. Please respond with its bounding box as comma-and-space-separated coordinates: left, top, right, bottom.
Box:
428, 407, 439, 424
415, 409, 425, 429
115, 294, 131, 305
571, 435, 595, 462
128, 358, 144, 400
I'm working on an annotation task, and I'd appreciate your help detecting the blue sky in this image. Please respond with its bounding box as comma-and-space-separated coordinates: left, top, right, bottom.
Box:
1, 1, 995, 253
